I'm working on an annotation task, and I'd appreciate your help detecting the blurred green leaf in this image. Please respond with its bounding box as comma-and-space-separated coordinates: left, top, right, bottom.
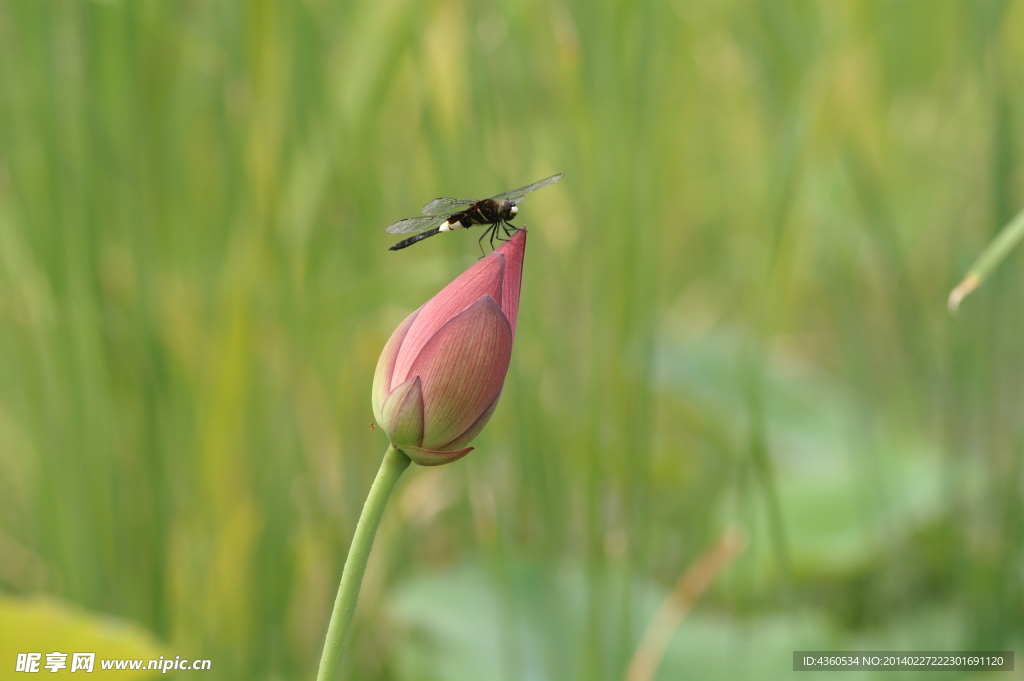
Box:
0, 596, 167, 679
389, 561, 981, 681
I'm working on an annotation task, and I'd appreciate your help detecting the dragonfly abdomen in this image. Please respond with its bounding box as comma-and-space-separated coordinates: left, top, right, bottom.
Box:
388, 226, 443, 250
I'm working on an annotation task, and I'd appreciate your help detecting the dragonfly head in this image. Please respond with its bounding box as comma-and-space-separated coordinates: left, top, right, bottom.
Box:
499, 200, 518, 221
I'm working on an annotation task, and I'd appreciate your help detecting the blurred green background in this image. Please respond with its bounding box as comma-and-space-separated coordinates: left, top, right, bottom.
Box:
1, 0, 1023, 679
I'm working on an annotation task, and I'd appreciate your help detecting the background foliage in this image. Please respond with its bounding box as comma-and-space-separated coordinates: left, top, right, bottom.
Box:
1, 1, 1023, 679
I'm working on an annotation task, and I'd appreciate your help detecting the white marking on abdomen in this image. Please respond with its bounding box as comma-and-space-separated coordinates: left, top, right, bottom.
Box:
440, 219, 466, 232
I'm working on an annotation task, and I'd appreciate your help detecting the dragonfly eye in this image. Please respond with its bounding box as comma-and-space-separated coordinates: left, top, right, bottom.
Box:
498, 200, 517, 220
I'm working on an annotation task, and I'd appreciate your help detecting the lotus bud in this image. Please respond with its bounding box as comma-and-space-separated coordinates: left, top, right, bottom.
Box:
372, 230, 526, 465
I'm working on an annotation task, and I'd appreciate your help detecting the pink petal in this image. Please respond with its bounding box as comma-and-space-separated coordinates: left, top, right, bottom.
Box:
407, 295, 513, 450
372, 307, 421, 423
379, 376, 425, 448
399, 445, 474, 467
439, 390, 502, 451
494, 229, 526, 337
390, 253, 506, 390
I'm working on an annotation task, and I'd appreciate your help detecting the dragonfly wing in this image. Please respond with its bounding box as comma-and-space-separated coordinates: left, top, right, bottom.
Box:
489, 173, 564, 203
422, 197, 477, 216
385, 214, 452, 235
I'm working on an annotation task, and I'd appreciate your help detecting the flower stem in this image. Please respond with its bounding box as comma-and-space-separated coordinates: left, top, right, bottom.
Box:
317, 445, 411, 681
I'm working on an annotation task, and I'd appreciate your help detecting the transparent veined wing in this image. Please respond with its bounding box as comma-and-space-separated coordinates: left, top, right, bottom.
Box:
489, 173, 563, 203
385, 213, 455, 235
422, 197, 478, 216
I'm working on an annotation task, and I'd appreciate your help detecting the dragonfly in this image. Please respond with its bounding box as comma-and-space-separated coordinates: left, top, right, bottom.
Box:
386, 173, 563, 252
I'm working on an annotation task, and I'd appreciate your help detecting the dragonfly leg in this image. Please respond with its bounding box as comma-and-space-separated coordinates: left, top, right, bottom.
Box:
477, 224, 492, 257
490, 223, 501, 251
495, 221, 519, 243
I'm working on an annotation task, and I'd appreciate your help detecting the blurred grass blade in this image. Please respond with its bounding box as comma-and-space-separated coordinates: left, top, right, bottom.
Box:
625, 529, 747, 681
949, 206, 1024, 312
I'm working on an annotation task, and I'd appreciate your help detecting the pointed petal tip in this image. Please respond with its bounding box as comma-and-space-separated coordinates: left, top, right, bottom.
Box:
495, 228, 527, 256
493, 230, 525, 334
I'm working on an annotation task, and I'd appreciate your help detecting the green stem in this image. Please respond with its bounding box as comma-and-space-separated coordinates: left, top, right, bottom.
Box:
317, 445, 411, 681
